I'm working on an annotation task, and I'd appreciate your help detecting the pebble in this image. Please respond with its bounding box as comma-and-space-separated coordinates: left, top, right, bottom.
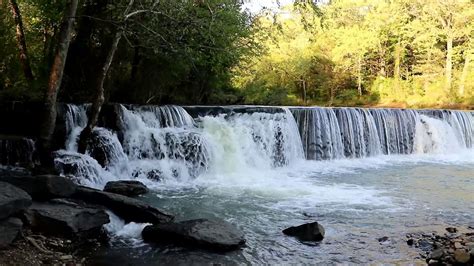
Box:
60, 255, 73, 261
429, 248, 444, 260
446, 227, 457, 233
453, 249, 470, 264
454, 242, 463, 249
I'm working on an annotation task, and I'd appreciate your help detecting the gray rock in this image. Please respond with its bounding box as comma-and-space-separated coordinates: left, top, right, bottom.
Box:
453, 249, 470, 264
0, 217, 23, 248
142, 219, 245, 252
104, 180, 148, 197
283, 222, 325, 242
429, 248, 445, 260
24, 200, 109, 238
73, 186, 173, 224
0, 175, 76, 201
0, 181, 32, 219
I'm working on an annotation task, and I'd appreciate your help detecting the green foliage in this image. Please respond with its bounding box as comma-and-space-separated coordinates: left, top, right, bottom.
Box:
1, 0, 473, 108
234, 0, 474, 108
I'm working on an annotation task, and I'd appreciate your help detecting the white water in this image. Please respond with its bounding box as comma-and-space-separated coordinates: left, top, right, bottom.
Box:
53, 104, 473, 243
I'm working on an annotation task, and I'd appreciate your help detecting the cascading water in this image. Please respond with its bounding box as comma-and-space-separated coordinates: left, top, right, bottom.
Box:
291, 107, 473, 160
53, 103, 473, 189
54, 104, 305, 187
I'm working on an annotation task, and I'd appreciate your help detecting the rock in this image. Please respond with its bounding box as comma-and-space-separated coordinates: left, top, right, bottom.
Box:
0, 182, 32, 219
407, 239, 414, 246
24, 200, 109, 238
427, 259, 439, 265
454, 242, 463, 249
282, 222, 325, 242
0, 175, 76, 201
73, 186, 173, 224
446, 227, 458, 233
0, 218, 23, 248
453, 249, 470, 264
142, 219, 245, 252
103, 180, 148, 197
378, 236, 389, 243
429, 248, 444, 260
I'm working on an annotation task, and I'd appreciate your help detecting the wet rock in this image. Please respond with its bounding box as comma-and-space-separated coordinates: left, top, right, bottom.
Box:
142, 219, 245, 252
103, 180, 148, 197
446, 227, 458, 234
453, 249, 470, 264
0, 218, 23, 248
0, 181, 32, 219
282, 222, 325, 242
24, 200, 109, 238
0, 175, 76, 201
73, 186, 173, 224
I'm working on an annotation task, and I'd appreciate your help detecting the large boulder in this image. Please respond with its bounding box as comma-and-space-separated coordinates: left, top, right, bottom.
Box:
0, 175, 76, 201
24, 200, 109, 238
0, 218, 23, 249
283, 222, 325, 242
0, 182, 32, 220
73, 186, 173, 224
142, 219, 246, 252
104, 180, 148, 197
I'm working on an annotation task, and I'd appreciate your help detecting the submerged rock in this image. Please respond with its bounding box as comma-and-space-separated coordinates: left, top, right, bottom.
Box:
142, 219, 245, 252
103, 180, 148, 197
0, 218, 23, 248
0, 181, 32, 220
73, 186, 173, 224
283, 222, 325, 242
0, 175, 76, 201
24, 200, 109, 238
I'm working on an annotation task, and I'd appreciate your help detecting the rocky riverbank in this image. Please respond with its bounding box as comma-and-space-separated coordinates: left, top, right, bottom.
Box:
0, 167, 247, 264
406, 227, 474, 265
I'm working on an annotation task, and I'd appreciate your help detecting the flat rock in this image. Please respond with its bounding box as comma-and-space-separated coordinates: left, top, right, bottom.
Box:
283, 222, 325, 242
24, 200, 109, 238
0, 218, 23, 248
73, 186, 173, 224
142, 219, 245, 252
0, 175, 76, 201
104, 180, 148, 197
0, 181, 32, 220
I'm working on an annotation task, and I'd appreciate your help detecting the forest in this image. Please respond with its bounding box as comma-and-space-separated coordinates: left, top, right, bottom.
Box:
1, 0, 473, 108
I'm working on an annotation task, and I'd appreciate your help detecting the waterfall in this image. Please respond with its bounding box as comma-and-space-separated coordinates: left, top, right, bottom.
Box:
64, 104, 88, 151
291, 107, 473, 160
53, 103, 473, 188
0, 137, 36, 167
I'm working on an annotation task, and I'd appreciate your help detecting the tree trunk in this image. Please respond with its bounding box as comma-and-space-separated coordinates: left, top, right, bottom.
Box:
459, 53, 470, 96
77, 0, 134, 154
8, 0, 34, 81
357, 55, 362, 96
37, 0, 78, 167
394, 37, 401, 97
131, 43, 141, 81
77, 29, 123, 154
445, 31, 453, 92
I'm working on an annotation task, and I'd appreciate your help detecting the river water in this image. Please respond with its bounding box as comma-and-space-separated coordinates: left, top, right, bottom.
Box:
53, 104, 473, 264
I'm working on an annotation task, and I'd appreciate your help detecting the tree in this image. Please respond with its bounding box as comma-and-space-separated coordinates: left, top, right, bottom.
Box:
38, 0, 78, 166
8, 0, 34, 82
